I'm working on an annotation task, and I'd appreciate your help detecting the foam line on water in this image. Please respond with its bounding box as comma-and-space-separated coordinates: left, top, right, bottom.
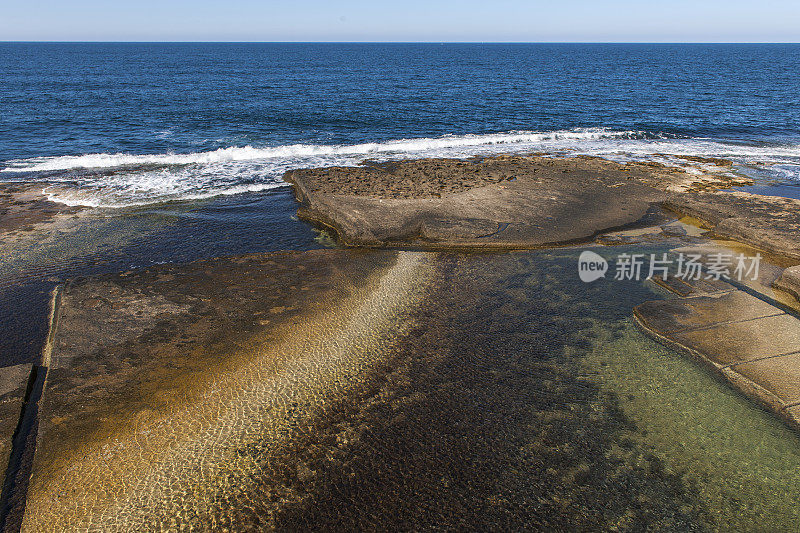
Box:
2, 128, 800, 208
1, 129, 649, 173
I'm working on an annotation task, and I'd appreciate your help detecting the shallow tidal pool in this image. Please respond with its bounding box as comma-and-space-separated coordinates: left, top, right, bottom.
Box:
209, 247, 800, 531
6, 211, 800, 531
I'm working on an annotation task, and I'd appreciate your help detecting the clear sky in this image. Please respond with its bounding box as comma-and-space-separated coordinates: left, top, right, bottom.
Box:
2, 0, 799, 42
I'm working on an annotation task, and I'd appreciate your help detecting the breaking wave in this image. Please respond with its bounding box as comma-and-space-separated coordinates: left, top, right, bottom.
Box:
2, 128, 651, 173
2, 128, 799, 207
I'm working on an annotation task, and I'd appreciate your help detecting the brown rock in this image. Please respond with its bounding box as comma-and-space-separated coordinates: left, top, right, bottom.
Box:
0, 364, 33, 486
635, 284, 800, 432
665, 191, 800, 262
285, 155, 677, 249
775, 265, 800, 301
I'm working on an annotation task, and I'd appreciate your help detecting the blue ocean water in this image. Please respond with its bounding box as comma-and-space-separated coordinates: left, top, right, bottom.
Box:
2, 43, 800, 207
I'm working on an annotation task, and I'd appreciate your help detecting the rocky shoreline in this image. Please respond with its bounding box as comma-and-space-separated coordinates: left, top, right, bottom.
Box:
0, 184, 82, 236
664, 191, 800, 262
284, 154, 754, 250
283, 153, 800, 438
3, 153, 800, 529
284, 153, 800, 293
635, 274, 800, 431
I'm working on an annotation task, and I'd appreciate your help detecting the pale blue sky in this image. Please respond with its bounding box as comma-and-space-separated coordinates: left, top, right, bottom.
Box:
2, 0, 799, 42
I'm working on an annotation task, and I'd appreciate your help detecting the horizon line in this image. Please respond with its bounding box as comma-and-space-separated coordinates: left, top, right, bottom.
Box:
2, 40, 799, 45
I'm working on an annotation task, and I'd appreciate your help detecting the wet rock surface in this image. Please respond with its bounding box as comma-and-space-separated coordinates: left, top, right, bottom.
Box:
0, 364, 32, 485
285, 155, 747, 249
0, 184, 81, 236
17, 244, 800, 530
283, 153, 800, 272
635, 275, 800, 430
775, 265, 800, 301
6, 155, 800, 530
235, 252, 708, 531
25, 247, 711, 530
22, 249, 433, 530
665, 191, 800, 262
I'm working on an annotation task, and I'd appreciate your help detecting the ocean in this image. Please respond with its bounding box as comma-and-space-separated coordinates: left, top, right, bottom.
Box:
2, 42, 800, 207
1, 43, 800, 364
5, 44, 800, 530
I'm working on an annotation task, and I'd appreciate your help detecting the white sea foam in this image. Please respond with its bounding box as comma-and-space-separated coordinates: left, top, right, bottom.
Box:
0, 128, 646, 173
2, 128, 799, 207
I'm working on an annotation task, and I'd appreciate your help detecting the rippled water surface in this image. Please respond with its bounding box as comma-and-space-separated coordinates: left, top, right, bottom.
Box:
264, 249, 800, 531
2, 43, 800, 205
0, 189, 325, 365
143, 248, 800, 531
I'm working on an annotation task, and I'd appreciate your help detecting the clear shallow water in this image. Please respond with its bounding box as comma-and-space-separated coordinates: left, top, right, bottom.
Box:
2, 43, 800, 206
12, 246, 800, 530
2, 43, 800, 530
0, 189, 326, 365
198, 248, 800, 530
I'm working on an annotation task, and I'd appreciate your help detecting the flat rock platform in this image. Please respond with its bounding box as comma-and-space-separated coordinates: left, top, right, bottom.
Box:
284, 155, 748, 249
635, 275, 800, 430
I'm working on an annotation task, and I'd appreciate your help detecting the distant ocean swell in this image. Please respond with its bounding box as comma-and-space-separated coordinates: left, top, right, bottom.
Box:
2, 128, 800, 208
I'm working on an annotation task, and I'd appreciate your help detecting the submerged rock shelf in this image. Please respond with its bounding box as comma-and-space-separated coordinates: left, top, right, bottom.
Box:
635, 275, 800, 430
17, 247, 800, 530
21, 249, 433, 530
2, 153, 800, 530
